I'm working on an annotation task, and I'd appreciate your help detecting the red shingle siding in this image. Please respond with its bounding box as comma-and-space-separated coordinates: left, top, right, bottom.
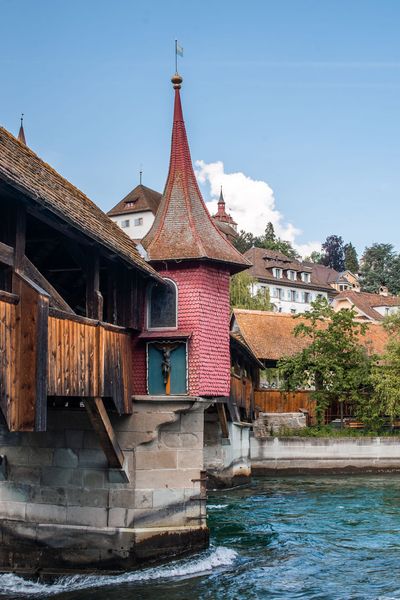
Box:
137, 263, 231, 397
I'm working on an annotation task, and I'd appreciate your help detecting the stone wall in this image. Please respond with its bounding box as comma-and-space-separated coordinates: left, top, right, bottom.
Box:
253, 412, 307, 437
0, 400, 208, 574
251, 435, 400, 473
204, 410, 251, 487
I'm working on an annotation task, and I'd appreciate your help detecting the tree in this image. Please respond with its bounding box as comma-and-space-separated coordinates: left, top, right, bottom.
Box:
278, 297, 371, 425
304, 250, 324, 264
230, 271, 272, 311
233, 222, 300, 260
344, 243, 359, 273
359, 243, 400, 294
320, 235, 345, 271
366, 313, 400, 427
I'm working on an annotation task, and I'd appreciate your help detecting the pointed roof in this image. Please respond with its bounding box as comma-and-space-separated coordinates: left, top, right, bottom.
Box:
142, 74, 250, 274
107, 184, 162, 217
212, 187, 237, 226
18, 114, 26, 145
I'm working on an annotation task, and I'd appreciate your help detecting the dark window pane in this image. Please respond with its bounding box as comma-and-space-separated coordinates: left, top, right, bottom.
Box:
149, 280, 177, 328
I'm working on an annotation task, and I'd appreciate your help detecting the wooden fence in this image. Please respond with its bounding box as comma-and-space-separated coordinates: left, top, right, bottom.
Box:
254, 389, 317, 424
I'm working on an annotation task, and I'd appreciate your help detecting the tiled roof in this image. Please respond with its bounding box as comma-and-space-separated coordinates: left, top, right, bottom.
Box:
142, 75, 250, 274
212, 188, 237, 226
107, 184, 162, 217
244, 247, 334, 292
303, 263, 340, 284
232, 308, 389, 361
0, 127, 159, 280
334, 291, 400, 322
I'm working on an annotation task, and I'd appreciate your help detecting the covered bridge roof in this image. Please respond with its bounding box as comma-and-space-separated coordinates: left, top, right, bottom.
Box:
0, 127, 159, 280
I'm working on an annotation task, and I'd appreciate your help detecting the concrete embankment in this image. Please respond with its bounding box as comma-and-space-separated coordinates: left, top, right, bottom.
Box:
251, 435, 400, 474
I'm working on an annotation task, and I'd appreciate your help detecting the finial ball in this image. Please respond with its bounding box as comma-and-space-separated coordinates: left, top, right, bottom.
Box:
171, 73, 183, 89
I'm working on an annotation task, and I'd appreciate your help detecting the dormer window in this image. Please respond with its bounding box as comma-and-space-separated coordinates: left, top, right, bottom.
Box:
125, 197, 139, 208
273, 268, 283, 279
287, 270, 297, 281
301, 272, 311, 284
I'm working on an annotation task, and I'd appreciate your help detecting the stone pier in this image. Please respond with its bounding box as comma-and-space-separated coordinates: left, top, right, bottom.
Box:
0, 399, 209, 575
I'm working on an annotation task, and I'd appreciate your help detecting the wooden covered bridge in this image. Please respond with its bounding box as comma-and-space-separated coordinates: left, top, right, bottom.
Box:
0, 127, 160, 466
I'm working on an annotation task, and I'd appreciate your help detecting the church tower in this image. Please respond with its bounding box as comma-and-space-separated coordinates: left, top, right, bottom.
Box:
139, 72, 250, 397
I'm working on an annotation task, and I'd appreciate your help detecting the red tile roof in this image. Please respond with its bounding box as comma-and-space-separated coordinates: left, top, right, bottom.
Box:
142, 75, 250, 274
232, 308, 389, 361
244, 247, 334, 293
107, 184, 162, 217
334, 290, 400, 322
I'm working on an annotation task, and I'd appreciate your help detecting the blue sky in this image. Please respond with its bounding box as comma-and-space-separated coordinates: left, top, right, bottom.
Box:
1, 0, 400, 256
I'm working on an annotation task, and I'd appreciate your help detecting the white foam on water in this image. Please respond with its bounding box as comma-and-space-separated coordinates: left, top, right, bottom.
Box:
0, 546, 237, 597
207, 504, 228, 509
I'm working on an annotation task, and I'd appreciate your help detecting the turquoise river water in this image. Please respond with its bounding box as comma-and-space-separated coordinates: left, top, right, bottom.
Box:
2, 475, 400, 599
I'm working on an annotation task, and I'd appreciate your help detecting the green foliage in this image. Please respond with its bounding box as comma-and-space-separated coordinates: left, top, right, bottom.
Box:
230, 271, 272, 310
366, 314, 400, 426
320, 235, 345, 271
344, 242, 359, 273
274, 425, 400, 438
233, 222, 300, 260
278, 297, 372, 425
304, 250, 324, 264
359, 243, 400, 294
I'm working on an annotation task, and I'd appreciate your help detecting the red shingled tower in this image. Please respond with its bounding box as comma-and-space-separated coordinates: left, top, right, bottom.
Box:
213, 187, 237, 229
139, 73, 249, 397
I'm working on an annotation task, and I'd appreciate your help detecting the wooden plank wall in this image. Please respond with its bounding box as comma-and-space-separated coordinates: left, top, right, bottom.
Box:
0, 297, 17, 426
254, 389, 317, 423
47, 314, 133, 414
230, 374, 253, 420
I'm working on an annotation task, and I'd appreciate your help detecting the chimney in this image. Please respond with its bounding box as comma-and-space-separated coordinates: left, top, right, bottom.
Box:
379, 286, 389, 297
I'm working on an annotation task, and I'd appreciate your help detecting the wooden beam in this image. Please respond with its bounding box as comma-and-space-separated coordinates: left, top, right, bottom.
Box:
217, 403, 230, 439
84, 397, 125, 469
86, 253, 103, 320
21, 256, 74, 314
12, 206, 26, 294
0, 242, 14, 267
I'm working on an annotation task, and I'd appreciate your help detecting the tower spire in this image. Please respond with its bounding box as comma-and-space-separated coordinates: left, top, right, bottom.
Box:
18, 113, 26, 145
141, 74, 249, 273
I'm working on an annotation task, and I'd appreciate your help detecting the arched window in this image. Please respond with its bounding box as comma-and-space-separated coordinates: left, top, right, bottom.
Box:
147, 278, 177, 329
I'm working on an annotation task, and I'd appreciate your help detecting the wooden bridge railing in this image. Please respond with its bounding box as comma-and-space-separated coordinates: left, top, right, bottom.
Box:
0, 293, 133, 432
230, 374, 253, 420
47, 310, 133, 415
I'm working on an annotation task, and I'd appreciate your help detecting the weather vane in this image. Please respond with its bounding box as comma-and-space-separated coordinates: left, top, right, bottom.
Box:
175, 39, 183, 73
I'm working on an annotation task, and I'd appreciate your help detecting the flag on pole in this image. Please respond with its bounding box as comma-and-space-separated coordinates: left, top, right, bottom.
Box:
176, 42, 184, 57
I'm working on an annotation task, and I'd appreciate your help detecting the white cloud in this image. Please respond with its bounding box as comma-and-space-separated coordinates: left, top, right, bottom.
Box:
195, 159, 320, 258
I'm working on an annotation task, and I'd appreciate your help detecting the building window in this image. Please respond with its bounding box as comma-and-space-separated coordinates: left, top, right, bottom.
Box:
287, 270, 297, 281
301, 272, 311, 283
147, 278, 177, 329
121, 219, 130, 228
291, 308, 296, 314
290, 290, 297, 302
304, 292, 310, 303
134, 217, 144, 226
273, 268, 283, 279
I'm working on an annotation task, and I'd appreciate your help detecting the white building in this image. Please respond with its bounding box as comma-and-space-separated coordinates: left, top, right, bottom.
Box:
244, 247, 334, 314
107, 184, 161, 241
331, 288, 400, 323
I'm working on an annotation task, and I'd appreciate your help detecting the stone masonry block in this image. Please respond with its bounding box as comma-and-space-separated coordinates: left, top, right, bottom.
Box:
135, 468, 200, 490
0, 482, 31, 502
30, 486, 66, 505
0, 500, 26, 520
66, 488, 109, 508
83, 431, 102, 449
109, 489, 135, 509
108, 507, 127, 528
152, 488, 186, 508
41, 467, 82, 487
135, 450, 177, 470
8, 465, 40, 485
66, 506, 107, 528
26, 503, 66, 524
28, 448, 54, 467
134, 490, 153, 509
81, 469, 105, 488
180, 412, 204, 433
0, 446, 28, 465
177, 449, 203, 470
53, 448, 78, 468
65, 430, 84, 449
161, 432, 203, 449
78, 449, 107, 468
